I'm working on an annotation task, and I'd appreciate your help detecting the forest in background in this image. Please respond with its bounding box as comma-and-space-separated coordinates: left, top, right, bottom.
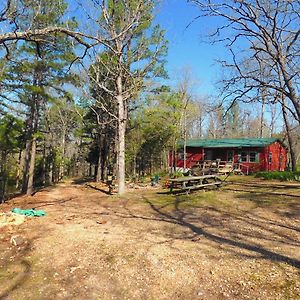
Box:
0, 0, 299, 200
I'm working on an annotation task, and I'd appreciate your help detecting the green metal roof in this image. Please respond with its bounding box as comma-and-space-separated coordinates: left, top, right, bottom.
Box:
178, 138, 280, 148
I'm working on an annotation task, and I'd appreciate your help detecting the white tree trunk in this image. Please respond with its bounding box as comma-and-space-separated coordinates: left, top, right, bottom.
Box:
117, 103, 126, 194
59, 128, 66, 180
116, 76, 126, 195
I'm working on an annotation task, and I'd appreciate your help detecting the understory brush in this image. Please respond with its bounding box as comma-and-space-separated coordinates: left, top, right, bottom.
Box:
255, 171, 300, 181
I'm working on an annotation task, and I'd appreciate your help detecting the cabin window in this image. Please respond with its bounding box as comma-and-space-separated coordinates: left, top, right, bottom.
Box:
268, 152, 273, 163
241, 152, 248, 162
249, 152, 259, 162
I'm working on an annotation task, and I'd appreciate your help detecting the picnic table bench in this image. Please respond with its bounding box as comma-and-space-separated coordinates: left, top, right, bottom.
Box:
169, 175, 222, 193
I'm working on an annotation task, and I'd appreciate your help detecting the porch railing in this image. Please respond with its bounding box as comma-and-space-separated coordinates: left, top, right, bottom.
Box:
190, 160, 249, 175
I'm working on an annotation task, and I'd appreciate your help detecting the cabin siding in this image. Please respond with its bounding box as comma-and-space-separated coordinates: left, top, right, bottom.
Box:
174, 147, 203, 168
171, 140, 287, 173
264, 141, 287, 171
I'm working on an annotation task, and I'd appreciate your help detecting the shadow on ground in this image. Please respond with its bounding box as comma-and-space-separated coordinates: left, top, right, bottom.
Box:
116, 193, 300, 270
72, 177, 94, 185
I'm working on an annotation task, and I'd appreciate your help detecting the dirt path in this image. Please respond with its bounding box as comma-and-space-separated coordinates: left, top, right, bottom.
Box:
0, 181, 299, 299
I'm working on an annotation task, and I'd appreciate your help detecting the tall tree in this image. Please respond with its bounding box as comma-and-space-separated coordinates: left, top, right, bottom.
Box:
88, 0, 168, 194
1, 0, 79, 194
87, 52, 118, 182
175, 68, 195, 170
191, 0, 300, 124
0, 114, 23, 201
43, 99, 83, 184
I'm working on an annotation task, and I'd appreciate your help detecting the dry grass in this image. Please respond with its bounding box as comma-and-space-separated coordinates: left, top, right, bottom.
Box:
0, 178, 299, 300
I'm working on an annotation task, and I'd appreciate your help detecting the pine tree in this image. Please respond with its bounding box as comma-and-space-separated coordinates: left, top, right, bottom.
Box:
0, 115, 24, 201
1, 0, 78, 194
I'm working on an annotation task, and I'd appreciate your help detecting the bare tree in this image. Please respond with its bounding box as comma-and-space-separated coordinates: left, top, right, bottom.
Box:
82, 0, 167, 194
189, 96, 208, 138
175, 67, 197, 170
191, 0, 300, 125
84, 54, 118, 182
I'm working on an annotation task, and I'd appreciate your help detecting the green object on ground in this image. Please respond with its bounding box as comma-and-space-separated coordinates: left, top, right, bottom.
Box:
11, 208, 46, 217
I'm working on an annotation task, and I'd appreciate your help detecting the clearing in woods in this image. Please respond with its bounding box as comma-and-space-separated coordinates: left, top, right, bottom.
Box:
0, 177, 299, 300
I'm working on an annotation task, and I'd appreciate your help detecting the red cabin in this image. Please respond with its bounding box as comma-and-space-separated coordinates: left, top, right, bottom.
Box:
169, 138, 287, 174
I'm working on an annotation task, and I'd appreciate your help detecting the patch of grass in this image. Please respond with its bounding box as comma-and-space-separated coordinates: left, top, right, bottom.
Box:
178, 191, 219, 208
226, 175, 256, 182
255, 171, 300, 181
138, 190, 220, 211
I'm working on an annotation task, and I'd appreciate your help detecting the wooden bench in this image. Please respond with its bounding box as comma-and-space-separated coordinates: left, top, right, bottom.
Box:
218, 162, 234, 174
169, 175, 222, 193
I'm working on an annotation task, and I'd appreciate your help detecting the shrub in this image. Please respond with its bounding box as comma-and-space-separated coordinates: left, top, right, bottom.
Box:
170, 171, 184, 178
255, 171, 300, 181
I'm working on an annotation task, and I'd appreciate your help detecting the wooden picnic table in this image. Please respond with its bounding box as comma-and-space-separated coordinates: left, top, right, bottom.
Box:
169, 175, 222, 193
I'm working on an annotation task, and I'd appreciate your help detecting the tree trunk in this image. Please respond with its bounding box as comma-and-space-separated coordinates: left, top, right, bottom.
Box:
101, 146, 108, 181
48, 156, 53, 185
115, 72, 127, 194
199, 115, 203, 138
41, 140, 46, 186
117, 104, 126, 194
114, 127, 119, 180
133, 155, 137, 178
260, 98, 265, 138
279, 58, 300, 125
59, 128, 66, 180
269, 105, 277, 137
0, 151, 8, 203
27, 137, 36, 195
281, 101, 297, 171
96, 150, 102, 182
22, 77, 40, 193
15, 149, 23, 190
183, 109, 187, 171
22, 139, 32, 193
102, 158, 108, 181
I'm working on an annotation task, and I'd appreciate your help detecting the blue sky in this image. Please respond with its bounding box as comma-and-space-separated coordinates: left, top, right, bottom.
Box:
67, 0, 225, 96
67, 0, 281, 130
155, 0, 226, 96
154, 1, 283, 130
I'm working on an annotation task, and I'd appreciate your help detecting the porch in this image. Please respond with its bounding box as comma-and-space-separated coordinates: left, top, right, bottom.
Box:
190, 159, 249, 176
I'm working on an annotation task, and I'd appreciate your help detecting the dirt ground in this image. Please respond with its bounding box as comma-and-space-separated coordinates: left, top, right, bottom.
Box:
0, 177, 299, 300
